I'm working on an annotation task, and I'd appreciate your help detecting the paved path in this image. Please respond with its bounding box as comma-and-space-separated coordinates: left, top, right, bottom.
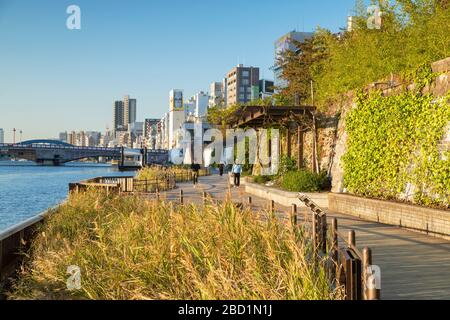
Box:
161, 174, 450, 300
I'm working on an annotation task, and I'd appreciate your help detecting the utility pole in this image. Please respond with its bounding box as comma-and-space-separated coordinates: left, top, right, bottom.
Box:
20, 130, 23, 143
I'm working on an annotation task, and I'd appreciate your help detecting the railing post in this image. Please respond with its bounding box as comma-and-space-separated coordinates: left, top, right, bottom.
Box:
179, 189, 184, 204
321, 214, 327, 253
227, 175, 232, 201
312, 210, 317, 252
156, 178, 159, 194
269, 200, 275, 214
291, 204, 298, 226
203, 192, 208, 205
363, 247, 380, 300
247, 196, 252, 205
348, 230, 356, 248
145, 179, 148, 193
331, 218, 338, 264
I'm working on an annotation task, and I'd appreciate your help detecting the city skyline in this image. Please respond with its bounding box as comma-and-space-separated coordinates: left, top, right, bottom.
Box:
0, 0, 366, 142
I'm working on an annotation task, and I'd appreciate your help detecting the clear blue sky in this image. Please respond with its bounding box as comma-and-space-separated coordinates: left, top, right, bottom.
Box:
0, 0, 364, 142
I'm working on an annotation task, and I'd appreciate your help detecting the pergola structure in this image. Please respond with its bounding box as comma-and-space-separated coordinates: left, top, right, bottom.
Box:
230, 105, 318, 171
232, 105, 316, 128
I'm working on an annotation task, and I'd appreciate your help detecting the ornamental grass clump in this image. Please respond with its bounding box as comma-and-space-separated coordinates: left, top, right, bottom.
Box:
8, 189, 339, 300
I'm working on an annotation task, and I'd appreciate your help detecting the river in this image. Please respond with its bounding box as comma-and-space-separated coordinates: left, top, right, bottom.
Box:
0, 162, 135, 232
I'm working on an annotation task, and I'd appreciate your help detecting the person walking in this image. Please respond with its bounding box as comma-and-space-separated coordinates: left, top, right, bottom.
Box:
218, 162, 225, 177
191, 163, 201, 187
232, 162, 242, 187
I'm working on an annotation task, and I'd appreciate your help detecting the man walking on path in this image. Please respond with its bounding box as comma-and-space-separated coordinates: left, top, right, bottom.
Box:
232, 163, 242, 187
191, 163, 201, 187
219, 162, 225, 177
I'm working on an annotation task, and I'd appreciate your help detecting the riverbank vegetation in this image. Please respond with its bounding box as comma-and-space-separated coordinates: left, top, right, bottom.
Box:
279, 0, 450, 108
8, 190, 338, 300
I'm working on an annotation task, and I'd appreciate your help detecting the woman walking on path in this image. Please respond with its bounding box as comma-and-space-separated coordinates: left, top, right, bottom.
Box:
191, 163, 201, 187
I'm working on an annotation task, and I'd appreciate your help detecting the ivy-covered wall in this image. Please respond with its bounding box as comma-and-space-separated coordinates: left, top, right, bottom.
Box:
330, 57, 450, 208
343, 91, 450, 207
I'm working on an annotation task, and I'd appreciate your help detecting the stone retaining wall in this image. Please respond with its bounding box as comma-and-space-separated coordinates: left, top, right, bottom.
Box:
329, 193, 450, 240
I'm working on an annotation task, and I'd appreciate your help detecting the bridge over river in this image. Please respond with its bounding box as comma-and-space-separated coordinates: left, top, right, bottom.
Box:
0, 140, 168, 166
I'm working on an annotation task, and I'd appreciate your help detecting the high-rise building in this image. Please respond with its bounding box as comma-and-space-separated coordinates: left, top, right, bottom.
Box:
226, 65, 260, 106
273, 31, 314, 90
124, 95, 137, 127
144, 119, 159, 149
67, 131, 76, 145
194, 92, 209, 118
209, 82, 225, 107
59, 131, 68, 143
184, 97, 196, 117
259, 79, 275, 99
113, 100, 125, 133
169, 90, 185, 149
347, 16, 354, 32
86, 131, 102, 146
0, 128, 4, 144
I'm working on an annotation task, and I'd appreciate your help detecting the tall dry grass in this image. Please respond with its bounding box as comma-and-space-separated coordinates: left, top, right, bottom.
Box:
8, 190, 339, 300
136, 166, 192, 181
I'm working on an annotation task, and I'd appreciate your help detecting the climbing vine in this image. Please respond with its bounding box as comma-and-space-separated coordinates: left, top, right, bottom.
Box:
342, 90, 450, 208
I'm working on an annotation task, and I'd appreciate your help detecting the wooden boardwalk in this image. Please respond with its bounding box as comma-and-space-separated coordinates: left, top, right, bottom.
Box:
160, 174, 450, 300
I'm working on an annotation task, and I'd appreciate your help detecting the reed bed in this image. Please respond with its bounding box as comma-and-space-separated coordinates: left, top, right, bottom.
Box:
8, 190, 340, 300
136, 166, 192, 182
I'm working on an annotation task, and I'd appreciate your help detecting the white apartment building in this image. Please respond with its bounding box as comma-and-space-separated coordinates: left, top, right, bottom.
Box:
169, 90, 185, 149
194, 91, 209, 118
209, 82, 225, 107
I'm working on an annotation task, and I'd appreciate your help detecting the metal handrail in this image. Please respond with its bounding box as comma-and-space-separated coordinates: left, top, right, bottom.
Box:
335, 230, 364, 259
0, 214, 45, 242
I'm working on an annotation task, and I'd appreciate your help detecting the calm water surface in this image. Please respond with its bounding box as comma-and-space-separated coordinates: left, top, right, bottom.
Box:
0, 162, 135, 232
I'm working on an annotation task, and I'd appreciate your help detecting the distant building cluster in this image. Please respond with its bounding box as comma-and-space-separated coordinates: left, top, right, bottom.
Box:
55, 29, 339, 152
0, 128, 4, 144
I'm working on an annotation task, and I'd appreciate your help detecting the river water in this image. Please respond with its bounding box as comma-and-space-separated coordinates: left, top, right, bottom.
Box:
0, 162, 135, 232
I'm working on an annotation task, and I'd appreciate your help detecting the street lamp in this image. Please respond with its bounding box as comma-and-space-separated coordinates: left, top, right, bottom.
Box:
13, 128, 16, 144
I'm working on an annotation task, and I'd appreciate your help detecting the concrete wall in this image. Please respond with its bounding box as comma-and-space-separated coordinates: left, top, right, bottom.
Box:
329, 193, 450, 240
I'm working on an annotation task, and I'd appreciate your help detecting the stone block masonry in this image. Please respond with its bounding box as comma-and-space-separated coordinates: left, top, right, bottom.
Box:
329, 193, 450, 241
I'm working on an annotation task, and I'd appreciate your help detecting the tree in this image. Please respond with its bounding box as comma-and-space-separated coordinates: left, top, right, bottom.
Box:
278, 32, 329, 106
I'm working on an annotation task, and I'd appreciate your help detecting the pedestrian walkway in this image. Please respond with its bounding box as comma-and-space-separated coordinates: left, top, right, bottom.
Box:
162, 174, 450, 300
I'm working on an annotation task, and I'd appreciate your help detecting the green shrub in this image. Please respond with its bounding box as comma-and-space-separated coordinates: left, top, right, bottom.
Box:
253, 175, 273, 184
280, 171, 330, 192
278, 156, 297, 176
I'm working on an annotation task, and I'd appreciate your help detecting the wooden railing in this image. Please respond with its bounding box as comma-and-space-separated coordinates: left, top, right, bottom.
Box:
298, 194, 381, 300
69, 168, 212, 195
0, 214, 46, 296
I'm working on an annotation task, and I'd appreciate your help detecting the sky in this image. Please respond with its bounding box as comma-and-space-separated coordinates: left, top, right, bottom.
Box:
0, 0, 365, 142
